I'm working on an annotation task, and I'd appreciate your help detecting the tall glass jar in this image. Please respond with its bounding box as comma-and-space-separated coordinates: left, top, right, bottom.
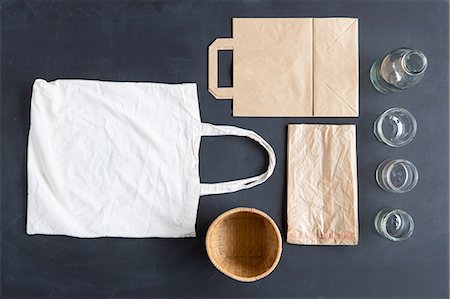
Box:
370, 48, 427, 93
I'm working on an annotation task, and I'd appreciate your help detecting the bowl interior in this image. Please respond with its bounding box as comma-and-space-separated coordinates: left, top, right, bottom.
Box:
208, 211, 280, 280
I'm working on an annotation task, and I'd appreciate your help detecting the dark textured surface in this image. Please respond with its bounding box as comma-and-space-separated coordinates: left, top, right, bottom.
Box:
1, 0, 449, 298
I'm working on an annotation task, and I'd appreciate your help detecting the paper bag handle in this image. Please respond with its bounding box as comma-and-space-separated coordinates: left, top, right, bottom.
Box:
208, 38, 234, 99
200, 123, 276, 196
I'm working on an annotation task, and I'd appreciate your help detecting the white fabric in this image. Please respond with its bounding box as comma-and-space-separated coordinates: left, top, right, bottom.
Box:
27, 79, 276, 238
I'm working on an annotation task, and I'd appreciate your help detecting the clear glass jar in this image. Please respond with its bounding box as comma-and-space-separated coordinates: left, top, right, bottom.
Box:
370, 48, 427, 93
376, 159, 419, 193
374, 208, 414, 241
374, 107, 417, 147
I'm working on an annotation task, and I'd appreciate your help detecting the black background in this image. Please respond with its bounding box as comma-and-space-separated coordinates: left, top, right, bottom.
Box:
1, 0, 449, 298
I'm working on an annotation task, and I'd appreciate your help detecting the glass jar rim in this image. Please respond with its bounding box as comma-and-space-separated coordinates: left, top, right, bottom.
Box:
384, 159, 419, 193
379, 209, 414, 241
402, 50, 428, 75
375, 107, 417, 147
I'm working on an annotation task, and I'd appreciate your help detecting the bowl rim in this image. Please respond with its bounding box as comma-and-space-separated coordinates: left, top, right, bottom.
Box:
205, 207, 283, 283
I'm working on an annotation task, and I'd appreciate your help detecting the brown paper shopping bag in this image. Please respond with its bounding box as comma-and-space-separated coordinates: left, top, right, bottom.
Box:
208, 18, 358, 117
286, 124, 359, 245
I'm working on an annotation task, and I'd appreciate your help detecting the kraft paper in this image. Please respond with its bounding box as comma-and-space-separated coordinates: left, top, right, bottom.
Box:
208, 18, 359, 117
286, 124, 359, 245
313, 18, 359, 116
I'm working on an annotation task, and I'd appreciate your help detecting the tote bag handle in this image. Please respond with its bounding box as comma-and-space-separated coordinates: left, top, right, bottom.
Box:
200, 123, 276, 196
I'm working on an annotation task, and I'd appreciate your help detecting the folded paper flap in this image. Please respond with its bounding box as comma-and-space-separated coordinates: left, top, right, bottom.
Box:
313, 18, 359, 117
287, 124, 358, 246
313, 18, 357, 50
287, 230, 358, 244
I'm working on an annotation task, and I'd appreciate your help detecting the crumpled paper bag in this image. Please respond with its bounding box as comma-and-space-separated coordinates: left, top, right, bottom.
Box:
208, 18, 358, 117
286, 124, 358, 245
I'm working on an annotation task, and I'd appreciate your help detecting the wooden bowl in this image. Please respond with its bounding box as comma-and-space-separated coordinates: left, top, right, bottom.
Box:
206, 207, 282, 282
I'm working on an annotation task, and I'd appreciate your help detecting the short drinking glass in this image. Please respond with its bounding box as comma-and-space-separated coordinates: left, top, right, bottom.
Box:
374, 208, 414, 241
376, 159, 419, 193
374, 107, 417, 147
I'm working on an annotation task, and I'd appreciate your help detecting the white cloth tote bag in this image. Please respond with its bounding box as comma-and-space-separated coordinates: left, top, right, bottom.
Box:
27, 79, 276, 238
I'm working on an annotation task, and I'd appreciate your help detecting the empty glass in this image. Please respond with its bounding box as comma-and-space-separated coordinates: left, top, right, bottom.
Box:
374, 208, 414, 241
376, 159, 419, 193
370, 48, 427, 93
374, 107, 417, 147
